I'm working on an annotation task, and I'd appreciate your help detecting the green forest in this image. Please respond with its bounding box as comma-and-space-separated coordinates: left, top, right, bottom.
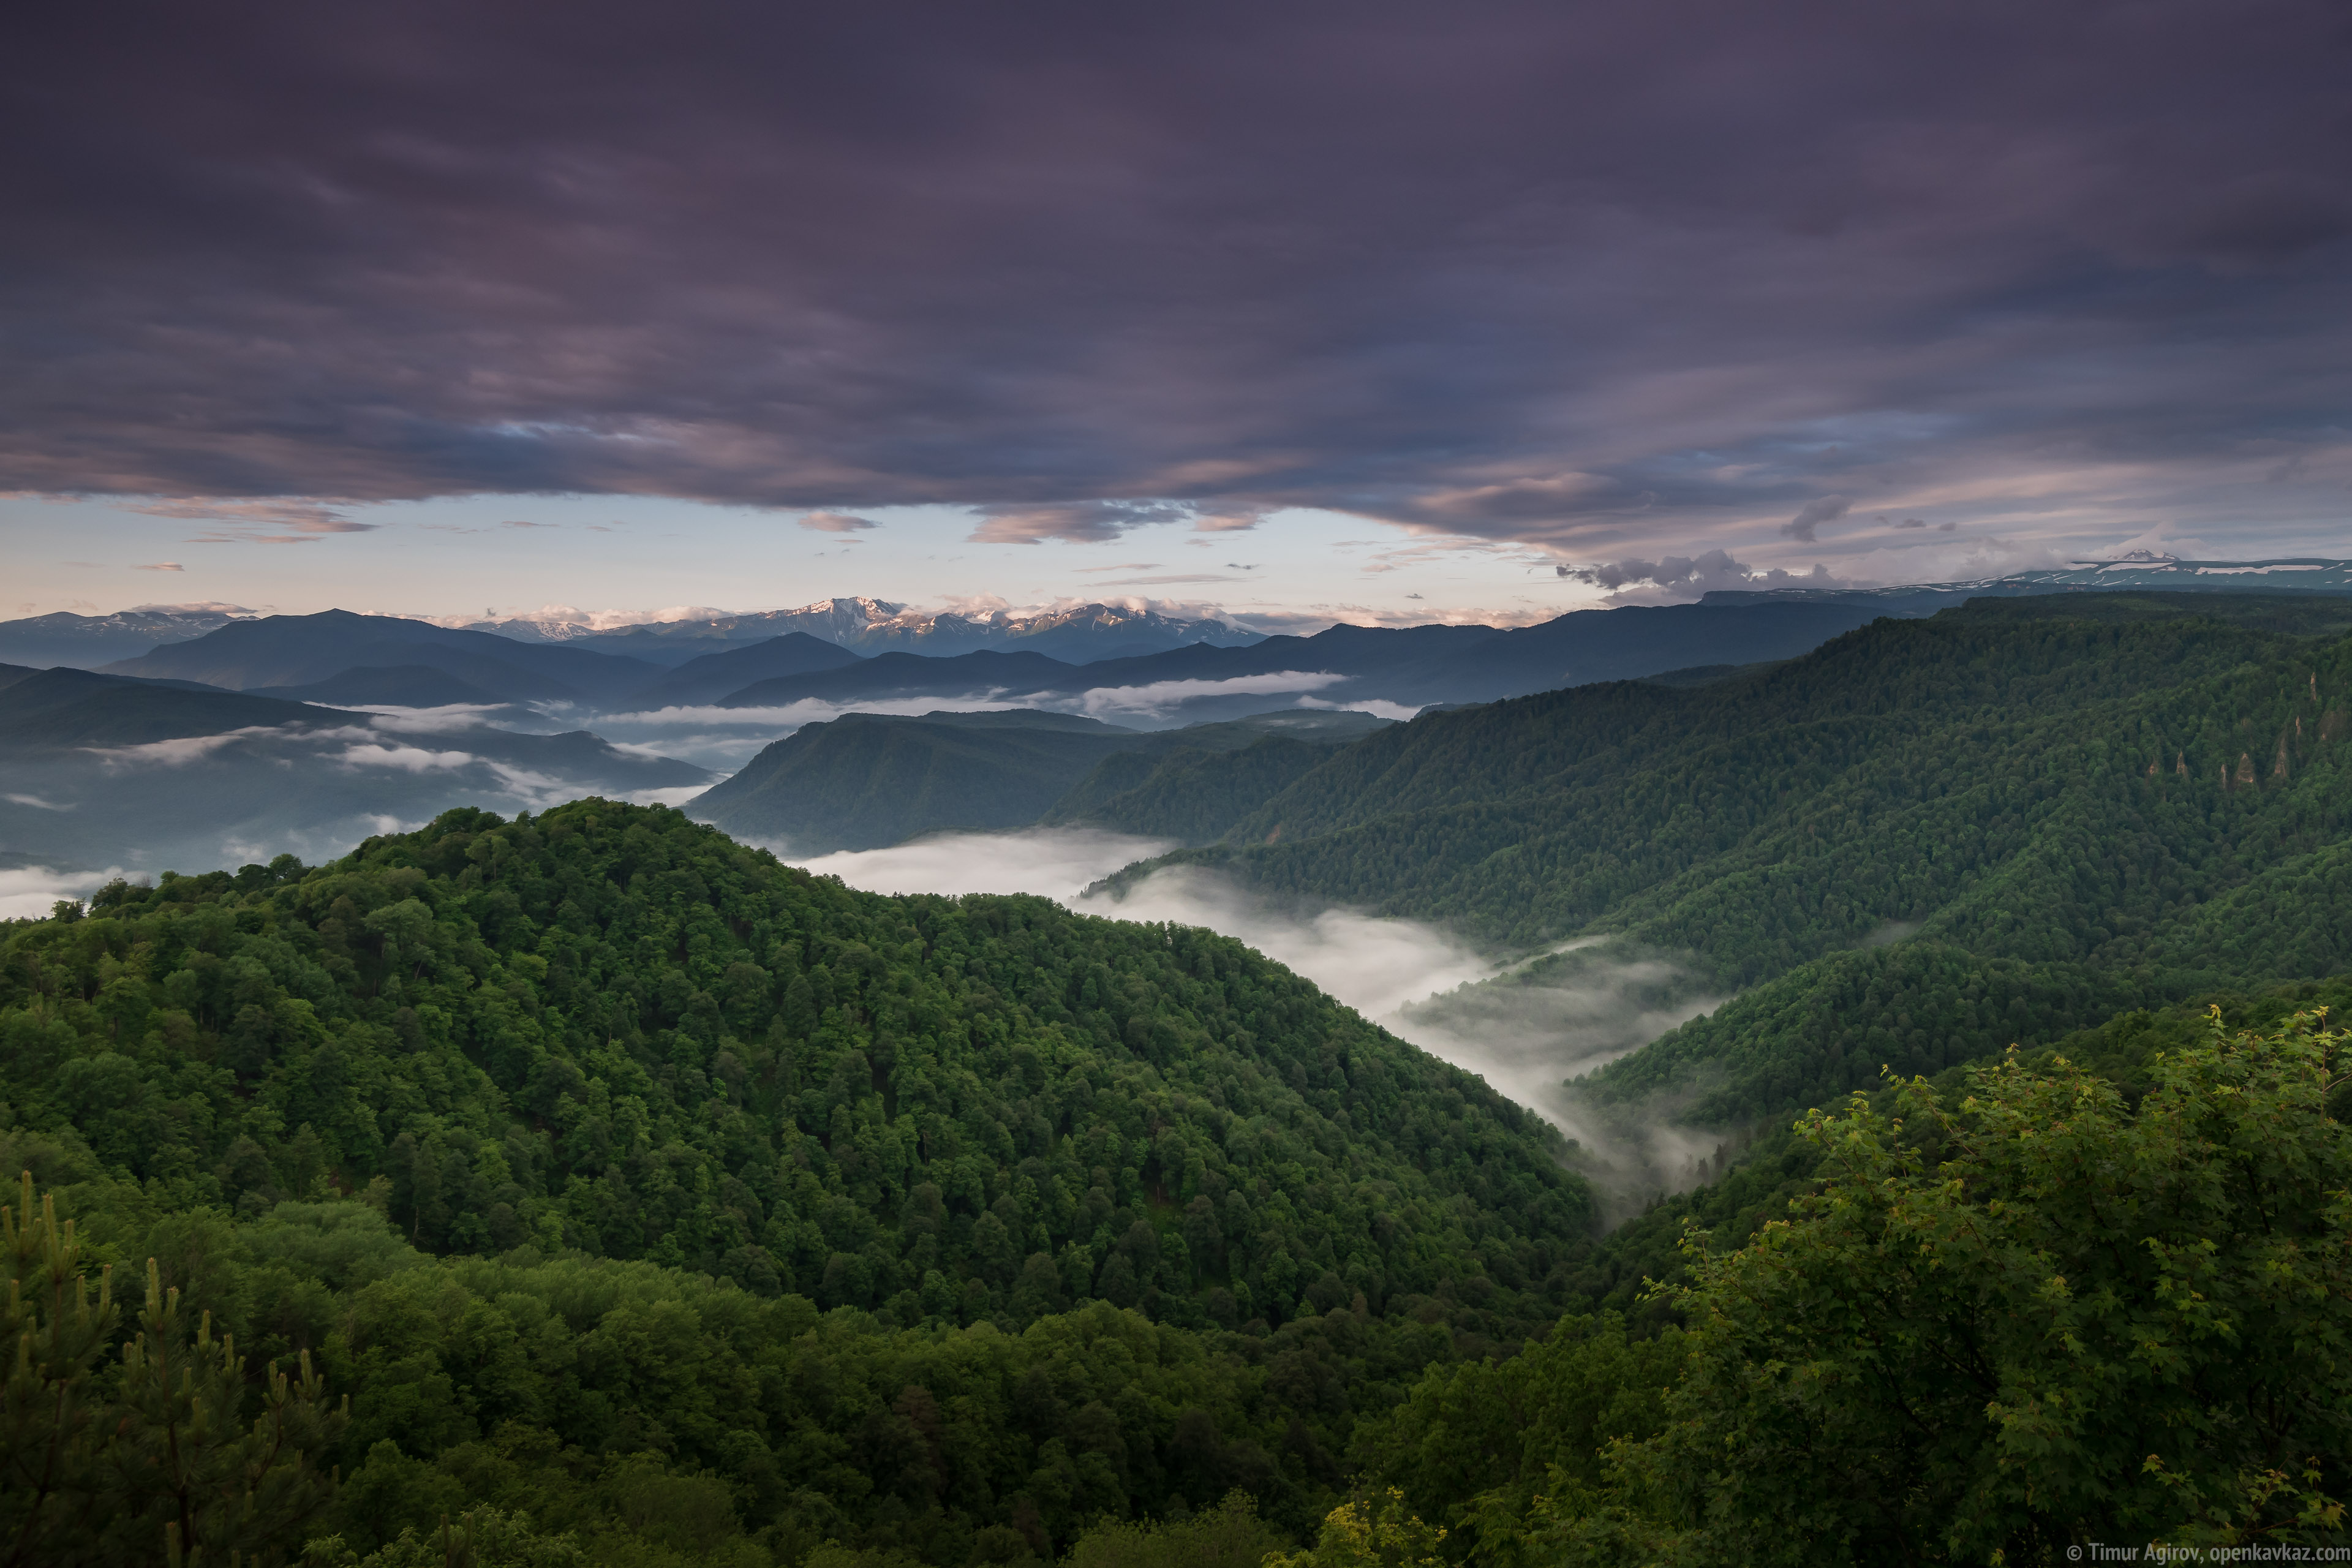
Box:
4, 594, 2350, 1564
1139, 595, 2352, 1126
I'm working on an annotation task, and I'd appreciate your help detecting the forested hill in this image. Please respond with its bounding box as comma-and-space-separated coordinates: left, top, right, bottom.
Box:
4, 802, 1583, 1329
1, 802, 1609, 1558
1134, 594, 2352, 1121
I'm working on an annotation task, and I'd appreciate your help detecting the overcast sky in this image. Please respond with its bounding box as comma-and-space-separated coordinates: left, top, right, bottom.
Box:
7, 0, 2349, 625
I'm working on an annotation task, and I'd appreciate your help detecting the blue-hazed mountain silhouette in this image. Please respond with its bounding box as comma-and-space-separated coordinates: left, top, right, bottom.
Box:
100, 609, 663, 703
0, 666, 708, 873
0, 666, 346, 748
0, 606, 252, 669
712, 600, 1894, 720
619, 632, 865, 709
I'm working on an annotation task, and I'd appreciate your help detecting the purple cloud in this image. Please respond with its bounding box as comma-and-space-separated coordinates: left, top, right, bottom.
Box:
1, 0, 2347, 562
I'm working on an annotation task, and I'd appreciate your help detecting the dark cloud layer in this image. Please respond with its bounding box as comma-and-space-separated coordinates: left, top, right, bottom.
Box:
7, 0, 2351, 554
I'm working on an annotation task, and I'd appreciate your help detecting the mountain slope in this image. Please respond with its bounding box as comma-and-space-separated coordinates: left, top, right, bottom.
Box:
1042, 712, 1397, 846
6, 801, 1589, 1331
0, 666, 355, 747
692, 710, 1151, 851
1043, 737, 1336, 846
696, 707, 1398, 854
2, 801, 1603, 1553
1118, 595, 2352, 1125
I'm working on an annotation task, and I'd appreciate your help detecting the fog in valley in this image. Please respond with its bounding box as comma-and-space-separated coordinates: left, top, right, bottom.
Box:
0, 700, 712, 908
2, 663, 1728, 1205
586, 676, 1417, 773
800, 826, 1728, 1206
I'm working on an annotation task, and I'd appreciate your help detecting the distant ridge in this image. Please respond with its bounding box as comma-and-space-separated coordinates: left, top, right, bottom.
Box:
707, 598, 1889, 722
98, 609, 663, 703
1700, 557, 2352, 616
620, 631, 865, 709
0, 605, 253, 669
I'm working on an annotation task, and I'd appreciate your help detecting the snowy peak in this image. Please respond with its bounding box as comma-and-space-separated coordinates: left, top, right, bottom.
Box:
454, 597, 1262, 664
0, 606, 257, 669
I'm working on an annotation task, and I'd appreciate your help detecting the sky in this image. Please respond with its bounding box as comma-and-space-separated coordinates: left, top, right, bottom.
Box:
7, 0, 2351, 627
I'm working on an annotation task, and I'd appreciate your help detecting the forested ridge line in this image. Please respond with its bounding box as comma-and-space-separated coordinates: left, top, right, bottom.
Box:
1106, 600, 2352, 1128
1162, 606, 2349, 949
0, 800, 1618, 1561
0, 802, 1587, 1340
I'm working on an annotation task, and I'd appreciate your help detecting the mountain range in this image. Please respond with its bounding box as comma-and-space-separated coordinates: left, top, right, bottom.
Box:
704, 599, 1889, 722
452, 597, 1266, 663
0, 603, 252, 668
0, 595, 1883, 875
99, 608, 669, 704
13, 561, 2347, 681
0, 662, 710, 874
7, 586, 2347, 1560
7, 595, 1902, 742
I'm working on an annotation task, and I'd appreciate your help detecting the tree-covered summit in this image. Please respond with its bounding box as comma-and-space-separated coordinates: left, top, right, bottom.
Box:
2, 801, 1588, 1344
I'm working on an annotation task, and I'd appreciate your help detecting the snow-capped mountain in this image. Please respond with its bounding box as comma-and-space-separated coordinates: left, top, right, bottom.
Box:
0, 605, 255, 669
2001, 556, 2352, 589
459, 598, 1264, 664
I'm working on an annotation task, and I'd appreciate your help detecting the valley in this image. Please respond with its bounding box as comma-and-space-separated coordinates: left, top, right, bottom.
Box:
5, 584, 2350, 1562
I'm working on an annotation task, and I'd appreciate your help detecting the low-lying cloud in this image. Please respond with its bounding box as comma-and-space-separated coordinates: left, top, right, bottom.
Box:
796, 827, 1176, 898
1398, 946, 1728, 1211
334, 742, 477, 772
12, 710, 708, 875
599, 677, 1371, 768
336, 704, 518, 734
87, 727, 287, 766
1074, 671, 1346, 722
594, 695, 1042, 771
1295, 695, 1420, 723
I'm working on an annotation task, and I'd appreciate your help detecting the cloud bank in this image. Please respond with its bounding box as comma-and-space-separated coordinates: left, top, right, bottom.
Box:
1555, 549, 1845, 601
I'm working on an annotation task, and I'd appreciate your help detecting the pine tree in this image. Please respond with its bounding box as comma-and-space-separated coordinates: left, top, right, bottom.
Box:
0, 1174, 348, 1567
0, 1172, 119, 1566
